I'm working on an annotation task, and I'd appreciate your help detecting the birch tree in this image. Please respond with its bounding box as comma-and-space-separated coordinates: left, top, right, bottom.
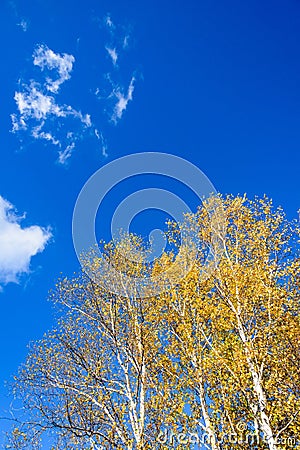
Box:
159, 195, 300, 450
6, 235, 177, 449
206, 195, 300, 449
6, 196, 300, 450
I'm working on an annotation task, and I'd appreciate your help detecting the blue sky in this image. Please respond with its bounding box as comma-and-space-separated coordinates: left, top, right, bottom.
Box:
0, 0, 300, 444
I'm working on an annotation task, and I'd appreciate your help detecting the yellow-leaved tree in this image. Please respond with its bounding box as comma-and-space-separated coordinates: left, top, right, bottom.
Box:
5, 196, 300, 449
154, 195, 300, 449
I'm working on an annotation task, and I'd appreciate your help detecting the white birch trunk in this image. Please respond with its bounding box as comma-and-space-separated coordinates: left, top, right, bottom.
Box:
235, 317, 277, 450
191, 355, 220, 450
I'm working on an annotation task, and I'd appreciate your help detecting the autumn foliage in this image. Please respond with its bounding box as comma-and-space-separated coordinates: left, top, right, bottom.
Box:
6, 196, 300, 449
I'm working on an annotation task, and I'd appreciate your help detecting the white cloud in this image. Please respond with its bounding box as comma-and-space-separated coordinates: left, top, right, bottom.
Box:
102, 14, 131, 66
105, 46, 118, 66
18, 19, 29, 32
13, 82, 65, 123
58, 142, 75, 165
11, 112, 26, 132
105, 14, 115, 29
33, 45, 75, 93
111, 76, 135, 123
9, 1, 29, 32
12, 79, 92, 163
80, 113, 92, 127
0, 196, 51, 287
123, 35, 130, 49
32, 122, 60, 146
95, 129, 108, 157
12, 33, 139, 162
97, 14, 137, 128
12, 82, 89, 126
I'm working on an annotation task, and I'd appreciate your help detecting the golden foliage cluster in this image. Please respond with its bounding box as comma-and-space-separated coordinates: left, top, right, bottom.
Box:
6, 195, 300, 450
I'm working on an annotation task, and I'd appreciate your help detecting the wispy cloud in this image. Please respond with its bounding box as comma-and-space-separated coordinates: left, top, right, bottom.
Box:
13, 81, 67, 124
58, 142, 75, 165
12, 16, 139, 163
0, 196, 51, 288
104, 14, 115, 30
17, 19, 29, 32
111, 76, 135, 123
11, 46, 97, 164
33, 45, 75, 93
9, 1, 29, 32
102, 13, 131, 66
94, 129, 108, 157
105, 46, 118, 66
122, 34, 130, 49
32, 122, 60, 146
95, 14, 137, 124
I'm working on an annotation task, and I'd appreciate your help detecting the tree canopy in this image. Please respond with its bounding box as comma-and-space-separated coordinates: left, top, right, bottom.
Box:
6, 195, 300, 449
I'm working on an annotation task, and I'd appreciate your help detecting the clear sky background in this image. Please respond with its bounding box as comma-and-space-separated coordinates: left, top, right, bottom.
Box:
0, 0, 300, 445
